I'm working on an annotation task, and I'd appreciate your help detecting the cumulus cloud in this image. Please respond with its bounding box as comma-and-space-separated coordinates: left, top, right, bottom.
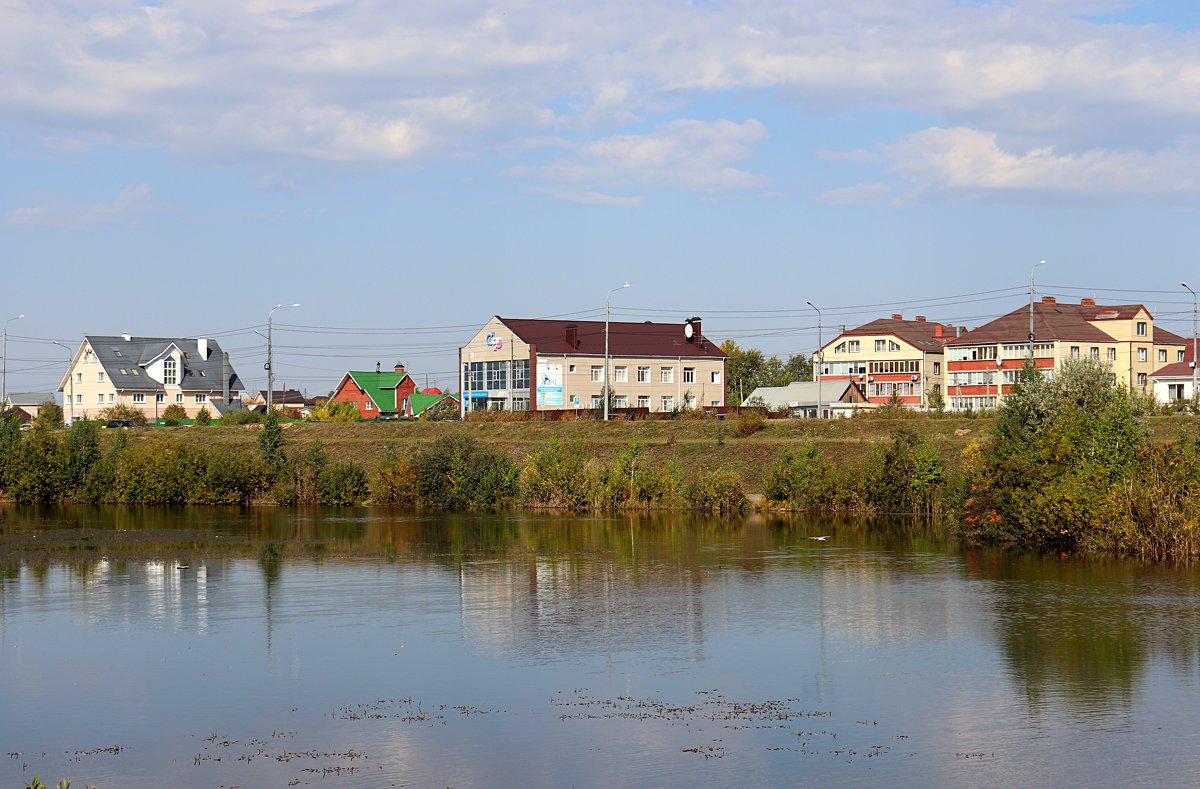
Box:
6, 183, 153, 229
511, 118, 769, 202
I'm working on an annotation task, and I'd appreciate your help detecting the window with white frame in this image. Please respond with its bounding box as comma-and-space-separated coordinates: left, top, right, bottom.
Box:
1137, 321, 1147, 337
365, 400, 373, 410
711, 371, 721, 384
156, 393, 164, 403
97, 372, 104, 382
637, 366, 650, 383
590, 366, 604, 383
660, 395, 674, 411
1138, 372, 1148, 386
133, 393, 145, 403
614, 395, 628, 408
96, 393, 104, 404
1090, 347, 1100, 359
163, 358, 177, 385
108, 394, 114, 403
1107, 348, 1117, 362
711, 400, 720, 407
84, 351, 94, 363
1180, 350, 1187, 362
889, 341, 901, 352
1137, 347, 1147, 362
660, 367, 674, 384
683, 367, 695, 383
614, 366, 628, 383
176, 394, 184, 404
875, 339, 887, 352
834, 342, 846, 354
845, 340, 858, 353
1069, 346, 1080, 359
75, 394, 82, 404
637, 395, 650, 409
933, 361, 941, 374
1159, 349, 1168, 362
591, 395, 602, 408
75, 372, 82, 383
195, 394, 207, 404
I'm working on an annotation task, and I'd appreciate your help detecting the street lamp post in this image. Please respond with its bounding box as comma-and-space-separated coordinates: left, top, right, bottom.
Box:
806, 301, 822, 419
266, 303, 300, 413
1183, 282, 1198, 402
51, 340, 74, 425
1029, 259, 1047, 360
603, 283, 630, 422
3, 314, 25, 407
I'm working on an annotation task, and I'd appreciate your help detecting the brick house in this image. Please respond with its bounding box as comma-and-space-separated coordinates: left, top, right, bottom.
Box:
329, 363, 418, 419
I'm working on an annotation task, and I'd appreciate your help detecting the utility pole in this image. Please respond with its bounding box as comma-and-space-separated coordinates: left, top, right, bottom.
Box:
1029, 259, 1047, 360
3, 314, 24, 407
51, 339, 74, 425
603, 282, 630, 421
806, 301, 822, 419
1183, 282, 1198, 402
266, 303, 300, 413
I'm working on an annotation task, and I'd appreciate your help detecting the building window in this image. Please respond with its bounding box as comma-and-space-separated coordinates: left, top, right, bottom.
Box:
1137, 321, 1147, 337
660, 367, 674, 384
176, 394, 184, 404
163, 358, 177, 385
84, 351, 94, 363
156, 393, 165, 403
933, 361, 941, 375
568, 365, 576, 373
364, 400, 373, 411
512, 360, 530, 391
683, 367, 695, 384
637, 366, 650, 383
834, 342, 846, 354
590, 366, 604, 383
847, 341, 860, 353
1138, 373, 1148, 387
614, 395, 628, 408
97, 372, 105, 382
133, 393, 145, 403
1107, 348, 1117, 362
75, 394, 82, 404
195, 394, 207, 404
96, 394, 104, 404
75, 372, 82, 383
875, 339, 887, 352
1170, 384, 1186, 400
591, 395, 602, 408
614, 366, 628, 383
108, 394, 114, 403
1180, 350, 1187, 362
1137, 348, 1147, 362
637, 396, 650, 409
660, 395, 674, 412
711, 371, 721, 384
889, 341, 901, 352
1090, 347, 1099, 359
1159, 349, 1168, 363
1069, 346, 1080, 359
711, 400, 720, 407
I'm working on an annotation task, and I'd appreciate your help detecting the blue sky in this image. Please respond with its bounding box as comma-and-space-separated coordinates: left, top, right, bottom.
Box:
3, 0, 1200, 396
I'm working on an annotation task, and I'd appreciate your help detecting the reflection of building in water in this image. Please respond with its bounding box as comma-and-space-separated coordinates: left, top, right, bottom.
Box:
457, 556, 707, 661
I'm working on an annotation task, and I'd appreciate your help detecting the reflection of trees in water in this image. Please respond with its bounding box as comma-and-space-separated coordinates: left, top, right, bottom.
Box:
964, 550, 1200, 714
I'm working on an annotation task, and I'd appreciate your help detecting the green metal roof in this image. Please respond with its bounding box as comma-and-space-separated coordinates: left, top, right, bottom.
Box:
408, 392, 448, 417
345, 371, 410, 412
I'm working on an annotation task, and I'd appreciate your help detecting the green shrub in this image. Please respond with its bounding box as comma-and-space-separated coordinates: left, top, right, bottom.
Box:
308, 400, 361, 422
373, 454, 419, 506
219, 408, 262, 425
413, 435, 518, 509
318, 461, 370, 505
100, 403, 147, 426
257, 410, 286, 469
191, 451, 270, 504
519, 438, 590, 508
731, 409, 766, 437
865, 429, 945, 514
161, 403, 188, 421
194, 407, 212, 425
686, 468, 748, 513
33, 400, 64, 431
764, 441, 830, 509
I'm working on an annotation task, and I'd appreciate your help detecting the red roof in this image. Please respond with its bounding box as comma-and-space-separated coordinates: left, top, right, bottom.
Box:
827, 317, 953, 352
420, 387, 443, 395
1152, 340, 1199, 379
946, 300, 1153, 346
500, 317, 726, 359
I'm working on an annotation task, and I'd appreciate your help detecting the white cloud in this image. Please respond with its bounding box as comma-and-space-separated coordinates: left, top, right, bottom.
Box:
817, 181, 892, 206
513, 118, 769, 202
879, 126, 1200, 197
6, 183, 153, 229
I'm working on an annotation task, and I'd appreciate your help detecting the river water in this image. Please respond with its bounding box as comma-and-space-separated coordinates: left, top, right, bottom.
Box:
2, 507, 1198, 788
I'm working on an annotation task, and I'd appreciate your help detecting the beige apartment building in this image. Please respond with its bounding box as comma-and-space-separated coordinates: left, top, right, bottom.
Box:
816, 314, 953, 410
57, 335, 245, 423
459, 316, 727, 414
943, 297, 1187, 410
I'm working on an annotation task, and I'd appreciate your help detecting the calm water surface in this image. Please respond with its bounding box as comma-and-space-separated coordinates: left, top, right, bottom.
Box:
2, 507, 1199, 788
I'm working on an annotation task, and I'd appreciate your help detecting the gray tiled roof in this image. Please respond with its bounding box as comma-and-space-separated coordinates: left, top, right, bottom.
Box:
742, 381, 859, 408
84, 335, 244, 394
4, 392, 56, 407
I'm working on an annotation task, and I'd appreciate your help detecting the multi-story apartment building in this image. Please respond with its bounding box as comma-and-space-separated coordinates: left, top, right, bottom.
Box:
459, 316, 727, 414
943, 297, 1187, 411
57, 335, 245, 423
817, 315, 953, 409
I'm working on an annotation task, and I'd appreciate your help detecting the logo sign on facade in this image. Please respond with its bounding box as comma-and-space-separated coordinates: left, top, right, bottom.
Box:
485, 331, 497, 347
536, 362, 563, 407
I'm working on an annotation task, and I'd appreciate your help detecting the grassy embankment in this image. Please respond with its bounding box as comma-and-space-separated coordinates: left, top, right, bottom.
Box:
114, 414, 1193, 495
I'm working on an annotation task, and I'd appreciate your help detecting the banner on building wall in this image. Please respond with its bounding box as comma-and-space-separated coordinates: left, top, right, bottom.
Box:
536, 363, 563, 406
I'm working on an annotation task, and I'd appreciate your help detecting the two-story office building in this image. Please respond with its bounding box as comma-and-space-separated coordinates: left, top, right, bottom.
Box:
816, 315, 953, 409
943, 297, 1187, 411
459, 316, 727, 414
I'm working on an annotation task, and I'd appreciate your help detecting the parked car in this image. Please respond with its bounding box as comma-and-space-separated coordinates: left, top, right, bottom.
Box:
104, 419, 136, 429
18, 422, 33, 432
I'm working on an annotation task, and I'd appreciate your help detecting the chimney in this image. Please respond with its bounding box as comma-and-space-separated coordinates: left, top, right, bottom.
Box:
197, 337, 209, 359
1081, 297, 1096, 307
222, 352, 230, 404
394, 362, 406, 375
956, 326, 964, 337
916, 315, 926, 322
934, 324, 944, 337
1042, 296, 1057, 304
121, 333, 132, 342
686, 316, 702, 343
891, 313, 903, 320
565, 323, 578, 348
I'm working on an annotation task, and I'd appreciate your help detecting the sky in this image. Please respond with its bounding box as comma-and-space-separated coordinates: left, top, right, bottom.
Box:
3, 0, 1200, 397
